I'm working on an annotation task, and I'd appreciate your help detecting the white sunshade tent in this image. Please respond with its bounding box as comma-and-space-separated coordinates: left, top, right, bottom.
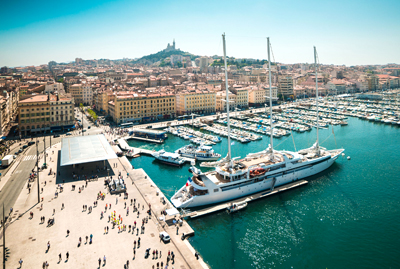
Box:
165, 208, 180, 216
60, 134, 118, 166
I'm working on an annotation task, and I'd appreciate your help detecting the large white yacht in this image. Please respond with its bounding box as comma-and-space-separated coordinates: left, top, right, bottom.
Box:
171, 36, 344, 209
175, 144, 221, 161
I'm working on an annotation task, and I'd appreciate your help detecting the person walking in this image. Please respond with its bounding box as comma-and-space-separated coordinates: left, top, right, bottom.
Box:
19, 258, 23, 268
59, 253, 62, 262
103, 255, 106, 266
66, 251, 69, 261
67, 230, 70, 236
98, 258, 101, 267
47, 241, 50, 252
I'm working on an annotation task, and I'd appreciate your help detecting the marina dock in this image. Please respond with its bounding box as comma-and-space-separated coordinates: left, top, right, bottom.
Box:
184, 180, 308, 219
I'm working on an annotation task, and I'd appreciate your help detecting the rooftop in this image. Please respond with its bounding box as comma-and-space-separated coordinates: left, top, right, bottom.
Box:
60, 134, 117, 166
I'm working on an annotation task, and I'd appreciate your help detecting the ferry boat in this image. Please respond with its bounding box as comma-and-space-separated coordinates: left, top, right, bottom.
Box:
175, 144, 221, 161
170, 36, 344, 209
151, 150, 185, 166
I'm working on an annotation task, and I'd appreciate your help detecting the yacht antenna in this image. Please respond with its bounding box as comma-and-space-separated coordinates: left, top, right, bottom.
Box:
222, 33, 232, 163
267, 37, 274, 156
314, 46, 320, 155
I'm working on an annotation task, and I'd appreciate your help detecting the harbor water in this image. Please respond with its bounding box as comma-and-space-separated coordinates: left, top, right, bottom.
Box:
128, 116, 400, 268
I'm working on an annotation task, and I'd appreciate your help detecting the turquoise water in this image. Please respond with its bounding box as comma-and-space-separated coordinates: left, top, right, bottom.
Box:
128, 117, 400, 268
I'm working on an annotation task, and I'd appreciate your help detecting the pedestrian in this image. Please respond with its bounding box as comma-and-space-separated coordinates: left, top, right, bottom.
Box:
45, 261, 48, 269
133, 249, 136, 259
98, 258, 101, 267
138, 237, 141, 247
116, 197, 118, 205
79, 237, 82, 245
66, 251, 69, 260
67, 230, 70, 236
62, 203, 64, 209
134, 240, 136, 249
107, 226, 109, 233
86, 236, 88, 244
126, 260, 129, 268
47, 241, 50, 251
53, 209, 55, 215
59, 253, 62, 262
103, 255, 106, 265
19, 258, 23, 268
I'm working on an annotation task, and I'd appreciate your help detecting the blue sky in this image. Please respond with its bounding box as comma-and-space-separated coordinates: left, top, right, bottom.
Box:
1, 0, 399, 67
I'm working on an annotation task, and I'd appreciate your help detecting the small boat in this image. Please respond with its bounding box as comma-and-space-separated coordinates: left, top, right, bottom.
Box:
227, 202, 247, 213
152, 150, 185, 166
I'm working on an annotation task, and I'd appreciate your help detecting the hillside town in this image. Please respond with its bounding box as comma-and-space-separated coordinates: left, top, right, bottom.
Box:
0, 40, 399, 137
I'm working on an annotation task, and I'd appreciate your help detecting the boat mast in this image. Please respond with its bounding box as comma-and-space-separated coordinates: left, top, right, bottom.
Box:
267, 37, 274, 155
314, 46, 320, 154
222, 33, 232, 162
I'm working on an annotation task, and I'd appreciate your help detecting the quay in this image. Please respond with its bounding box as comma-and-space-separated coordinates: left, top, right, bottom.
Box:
184, 180, 308, 219
0, 137, 208, 269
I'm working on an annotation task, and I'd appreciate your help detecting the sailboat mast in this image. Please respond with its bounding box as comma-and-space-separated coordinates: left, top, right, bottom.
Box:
223, 33, 232, 161
314, 46, 319, 151
267, 37, 273, 152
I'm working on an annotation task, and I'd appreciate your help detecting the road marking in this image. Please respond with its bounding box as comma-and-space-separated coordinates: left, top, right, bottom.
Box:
23, 155, 37, 161
14, 170, 21, 174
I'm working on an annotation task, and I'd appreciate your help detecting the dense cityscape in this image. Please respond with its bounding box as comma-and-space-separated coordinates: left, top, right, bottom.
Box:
0, 40, 399, 138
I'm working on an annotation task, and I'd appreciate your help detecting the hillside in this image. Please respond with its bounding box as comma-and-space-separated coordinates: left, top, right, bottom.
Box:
131, 49, 198, 66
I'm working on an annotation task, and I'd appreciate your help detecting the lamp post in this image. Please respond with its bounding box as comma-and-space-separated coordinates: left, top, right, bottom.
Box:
36, 140, 40, 204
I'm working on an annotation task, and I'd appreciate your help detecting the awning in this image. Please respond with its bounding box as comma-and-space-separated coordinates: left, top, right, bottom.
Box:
165, 208, 180, 216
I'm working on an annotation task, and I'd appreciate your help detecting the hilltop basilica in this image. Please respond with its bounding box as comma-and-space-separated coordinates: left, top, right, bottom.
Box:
164, 39, 180, 52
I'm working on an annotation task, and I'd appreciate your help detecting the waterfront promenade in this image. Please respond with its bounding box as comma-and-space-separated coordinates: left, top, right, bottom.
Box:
0, 140, 207, 268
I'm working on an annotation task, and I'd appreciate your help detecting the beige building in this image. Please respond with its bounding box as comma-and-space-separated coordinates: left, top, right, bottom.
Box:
278, 76, 294, 98
69, 84, 92, 105
94, 90, 113, 114
248, 85, 277, 106
176, 89, 216, 116
216, 91, 236, 112
230, 87, 249, 109
49, 94, 75, 131
18, 94, 50, 136
108, 92, 176, 124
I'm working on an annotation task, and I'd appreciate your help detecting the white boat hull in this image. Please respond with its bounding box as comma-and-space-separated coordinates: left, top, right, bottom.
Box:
171, 152, 341, 208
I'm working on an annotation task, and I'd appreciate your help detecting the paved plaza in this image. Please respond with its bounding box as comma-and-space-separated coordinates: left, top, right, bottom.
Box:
1, 140, 207, 269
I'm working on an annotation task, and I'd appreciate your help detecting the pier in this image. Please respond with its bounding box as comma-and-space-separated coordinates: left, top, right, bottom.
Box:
183, 180, 308, 219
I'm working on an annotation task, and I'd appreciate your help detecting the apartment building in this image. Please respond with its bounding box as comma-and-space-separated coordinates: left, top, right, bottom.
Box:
248, 85, 277, 107
18, 94, 50, 136
230, 86, 249, 109
94, 90, 113, 114
69, 84, 92, 105
176, 89, 216, 116
49, 94, 75, 131
278, 76, 294, 98
216, 91, 236, 112
108, 92, 176, 124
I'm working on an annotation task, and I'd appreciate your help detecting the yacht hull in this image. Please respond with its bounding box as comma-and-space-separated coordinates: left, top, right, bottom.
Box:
171, 151, 342, 208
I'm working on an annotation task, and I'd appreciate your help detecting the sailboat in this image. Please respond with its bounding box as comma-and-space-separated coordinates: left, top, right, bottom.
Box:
171, 36, 344, 209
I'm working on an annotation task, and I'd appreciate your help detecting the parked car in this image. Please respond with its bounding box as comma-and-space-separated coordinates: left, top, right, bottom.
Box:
159, 232, 170, 243
28, 141, 35, 146
66, 132, 72, 136
53, 134, 60, 138
22, 145, 28, 149
146, 125, 152, 129
82, 130, 87, 133
18, 149, 23, 153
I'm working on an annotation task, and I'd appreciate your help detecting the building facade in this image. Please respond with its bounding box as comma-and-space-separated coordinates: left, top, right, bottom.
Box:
18, 95, 50, 136
49, 94, 75, 132
175, 89, 216, 116
108, 92, 176, 124
278, 76, 294, 98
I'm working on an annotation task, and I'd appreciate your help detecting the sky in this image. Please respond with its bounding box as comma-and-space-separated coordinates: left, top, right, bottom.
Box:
0, 0, 399, 67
